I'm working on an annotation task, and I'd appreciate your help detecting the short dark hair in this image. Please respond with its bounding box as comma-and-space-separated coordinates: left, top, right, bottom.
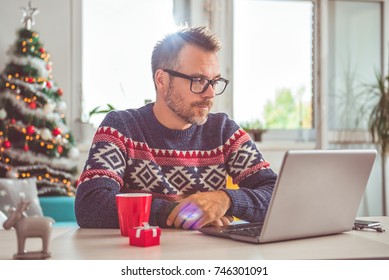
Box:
151, 26, 222, 85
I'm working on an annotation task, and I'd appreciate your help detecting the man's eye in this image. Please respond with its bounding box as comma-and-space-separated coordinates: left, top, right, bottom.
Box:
193, 78, 208, 85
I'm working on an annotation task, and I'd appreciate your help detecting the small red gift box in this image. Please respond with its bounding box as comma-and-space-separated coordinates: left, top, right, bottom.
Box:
129, 222, 161, 247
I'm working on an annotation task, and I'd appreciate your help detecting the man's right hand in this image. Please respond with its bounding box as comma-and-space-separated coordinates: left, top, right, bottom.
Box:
166, 190, 232, 229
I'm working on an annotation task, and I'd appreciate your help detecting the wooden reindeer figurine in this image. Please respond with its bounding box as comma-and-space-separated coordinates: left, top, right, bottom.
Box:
3, 198, 55, 259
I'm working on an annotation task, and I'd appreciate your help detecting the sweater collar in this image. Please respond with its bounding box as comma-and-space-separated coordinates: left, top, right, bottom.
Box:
144, 103, 199, 138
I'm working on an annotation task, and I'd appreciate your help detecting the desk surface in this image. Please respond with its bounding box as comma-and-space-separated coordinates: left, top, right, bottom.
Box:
1, 216, 389, 260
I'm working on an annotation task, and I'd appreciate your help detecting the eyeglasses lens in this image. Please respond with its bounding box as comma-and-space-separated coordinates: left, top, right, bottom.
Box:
191, 79, 227, 95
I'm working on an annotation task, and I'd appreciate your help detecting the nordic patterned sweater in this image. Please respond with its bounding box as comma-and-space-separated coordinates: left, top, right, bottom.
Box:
75, 103, 277, 228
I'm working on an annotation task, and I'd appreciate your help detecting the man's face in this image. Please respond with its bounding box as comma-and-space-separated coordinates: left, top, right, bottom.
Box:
164, 44, 220, 126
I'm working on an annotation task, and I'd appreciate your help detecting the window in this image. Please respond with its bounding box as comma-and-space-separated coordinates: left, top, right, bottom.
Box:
327, 0, 381, 133
82, 0, 176, 127
233, 0, 314, 134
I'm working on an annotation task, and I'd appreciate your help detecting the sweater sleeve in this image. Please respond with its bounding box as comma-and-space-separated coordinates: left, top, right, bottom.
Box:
222, 169, 276, 222
75, 175, 178, 228
223, 138, 277, 223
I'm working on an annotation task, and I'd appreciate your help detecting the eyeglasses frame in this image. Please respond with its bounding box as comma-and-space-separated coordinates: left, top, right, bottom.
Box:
162, 69, 229, 95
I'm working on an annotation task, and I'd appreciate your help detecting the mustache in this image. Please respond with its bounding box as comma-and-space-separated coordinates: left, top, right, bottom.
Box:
191, 100, 213, 107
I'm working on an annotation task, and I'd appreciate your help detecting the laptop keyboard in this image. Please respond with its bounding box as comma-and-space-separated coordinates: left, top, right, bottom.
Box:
222, 223, 263, 237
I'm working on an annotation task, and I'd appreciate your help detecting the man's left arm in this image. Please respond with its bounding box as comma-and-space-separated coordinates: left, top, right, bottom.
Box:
222, 168, 277, 222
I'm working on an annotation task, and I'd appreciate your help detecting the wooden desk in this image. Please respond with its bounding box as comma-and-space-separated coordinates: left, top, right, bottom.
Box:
1, 217, 389, 260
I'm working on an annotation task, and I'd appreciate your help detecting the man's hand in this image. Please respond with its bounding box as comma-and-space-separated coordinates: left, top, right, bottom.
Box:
166, 190, 232, 229
207, 215, 234, 227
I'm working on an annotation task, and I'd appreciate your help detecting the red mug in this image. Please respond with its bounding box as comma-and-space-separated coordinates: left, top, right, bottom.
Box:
116, 193, 152, 236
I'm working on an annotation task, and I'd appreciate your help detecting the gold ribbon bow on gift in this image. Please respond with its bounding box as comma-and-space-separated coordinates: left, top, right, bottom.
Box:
135, 222, 159, 238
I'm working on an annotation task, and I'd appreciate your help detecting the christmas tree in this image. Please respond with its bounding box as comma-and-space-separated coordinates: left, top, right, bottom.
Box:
0, 1, 79, 196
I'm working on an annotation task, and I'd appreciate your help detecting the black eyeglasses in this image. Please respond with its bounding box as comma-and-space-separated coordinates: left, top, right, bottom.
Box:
163, 69, 229, 95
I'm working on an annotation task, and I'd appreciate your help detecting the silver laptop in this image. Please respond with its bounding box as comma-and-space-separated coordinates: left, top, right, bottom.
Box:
198, 149, 377, 243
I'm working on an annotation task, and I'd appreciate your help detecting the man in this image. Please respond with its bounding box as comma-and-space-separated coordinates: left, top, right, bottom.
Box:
75, 26, 277, 229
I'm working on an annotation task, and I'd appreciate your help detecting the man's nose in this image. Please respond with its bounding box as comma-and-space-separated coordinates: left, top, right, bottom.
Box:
201, 83, 216, 99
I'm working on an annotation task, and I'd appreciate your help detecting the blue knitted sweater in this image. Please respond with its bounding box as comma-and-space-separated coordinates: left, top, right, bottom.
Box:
75, 103, 277, 228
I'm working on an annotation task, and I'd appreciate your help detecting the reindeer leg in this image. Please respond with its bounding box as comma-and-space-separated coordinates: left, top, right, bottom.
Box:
41, 235, 48, 253
16, 233, 26, 255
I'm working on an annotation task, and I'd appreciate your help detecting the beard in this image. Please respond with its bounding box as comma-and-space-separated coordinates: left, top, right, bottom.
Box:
165, 85, 213, 126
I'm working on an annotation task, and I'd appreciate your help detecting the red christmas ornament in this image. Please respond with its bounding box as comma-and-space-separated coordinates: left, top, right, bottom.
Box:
29, 102, 37, 109
46, 81, 52, 89
26, 125, 35, 135
39, 47, 45, 53
57, 88, 63, 96
10, 118, 17, 124
3, 140, 11, 149
57, 145, 63, 154
52, 127, 62, 136
23, 143, 29, 151
27, 77, 34, 83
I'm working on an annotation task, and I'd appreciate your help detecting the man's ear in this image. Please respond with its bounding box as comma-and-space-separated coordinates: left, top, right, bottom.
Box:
154, 69, 169, 92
